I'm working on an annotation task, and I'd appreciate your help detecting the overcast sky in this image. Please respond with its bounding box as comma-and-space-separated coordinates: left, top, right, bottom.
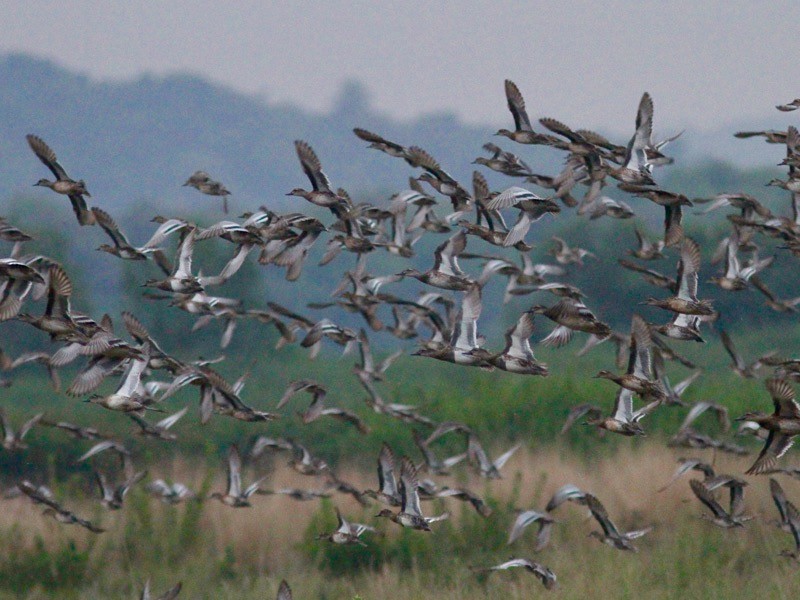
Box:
3, 2, 799, 135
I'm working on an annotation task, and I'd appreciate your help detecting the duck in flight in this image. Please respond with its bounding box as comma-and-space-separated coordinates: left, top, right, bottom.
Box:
210, 445, 265, 507
183, 170, 231, 213
586, 493, 652, 551
495, 79, 559, 146
375, 457, 449, 531
316, 507, 375, 546
26, 134, 95, 226
738, 378, 800, 475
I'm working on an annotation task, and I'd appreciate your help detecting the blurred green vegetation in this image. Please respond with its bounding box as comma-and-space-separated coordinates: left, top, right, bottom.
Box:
0, 535, 91, 593
0, 329, 789, 482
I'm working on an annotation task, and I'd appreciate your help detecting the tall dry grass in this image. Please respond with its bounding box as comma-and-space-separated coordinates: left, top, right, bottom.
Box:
1, 443, 799, 598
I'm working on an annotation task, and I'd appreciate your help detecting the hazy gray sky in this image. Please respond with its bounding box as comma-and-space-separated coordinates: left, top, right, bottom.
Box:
3, 1, 799, 134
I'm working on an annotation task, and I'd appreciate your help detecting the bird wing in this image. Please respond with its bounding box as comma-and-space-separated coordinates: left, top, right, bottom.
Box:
561, 404, 601, 434
78, 439, 129, 463
333, 507, 352, 535
486, 187, 543, 211
493, 443, 521, 470
276, 580, 293, 600
679, 401, 713, 432
406, 146, 452, 182
508, 509, 547, 544
146, 479, 171, 497
504, 311, 535, 360
658, 459, 711, 492
353, 128, 404, 154
487, 558, 535, 572
295, 140, 332, 192
657, 197, 682, 245
467, 435, 491, 472
377, 443, 399, 499
770, 478, 790, 525
453, 284, 482, 350
117, 346, 149, 398
586, 494, 621, 537
546, 484, 585, 511
631, 398, 661, 422
0, 407, 13, 445
117, 470, 146, 500
768, 378, 800, 418
540, 324, 573, 348
625, 92, 653, 171
141, 219, 189, 249
319, 408, 368, 434
155, 406, 188, 431
18, 480, 62, 511
356, 329, 375, 374
174, 229, 196, 278
785, 500, 800, 553
689, 479, 729, 520
45, 264, 72, 319
18, 412, 43, 440
399, 457, 423, 516
719, 329, 746, 371
242, 475, 267, 499
92, 208, 133, 248
723, 236, 741, 279
618, 259, 675, 290
628, 314, 652, 379
438, 230, 468, 277
504, 79, 533, 131
677, 237, 700, 300
746, 431, 788, 475
227, 445, 242, 497
26, 135, 69, 180
611, 387, 635, 423
155, 582, 182, 600
277, 379, 321, 409
539, 117, 584, 143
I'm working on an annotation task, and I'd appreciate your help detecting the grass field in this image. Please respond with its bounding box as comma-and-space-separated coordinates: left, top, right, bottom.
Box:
1, 439, 799, 599
1, 326, 798, 599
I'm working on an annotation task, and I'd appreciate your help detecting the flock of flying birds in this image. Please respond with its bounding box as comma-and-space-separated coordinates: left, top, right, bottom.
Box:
2, 79, 800, 597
